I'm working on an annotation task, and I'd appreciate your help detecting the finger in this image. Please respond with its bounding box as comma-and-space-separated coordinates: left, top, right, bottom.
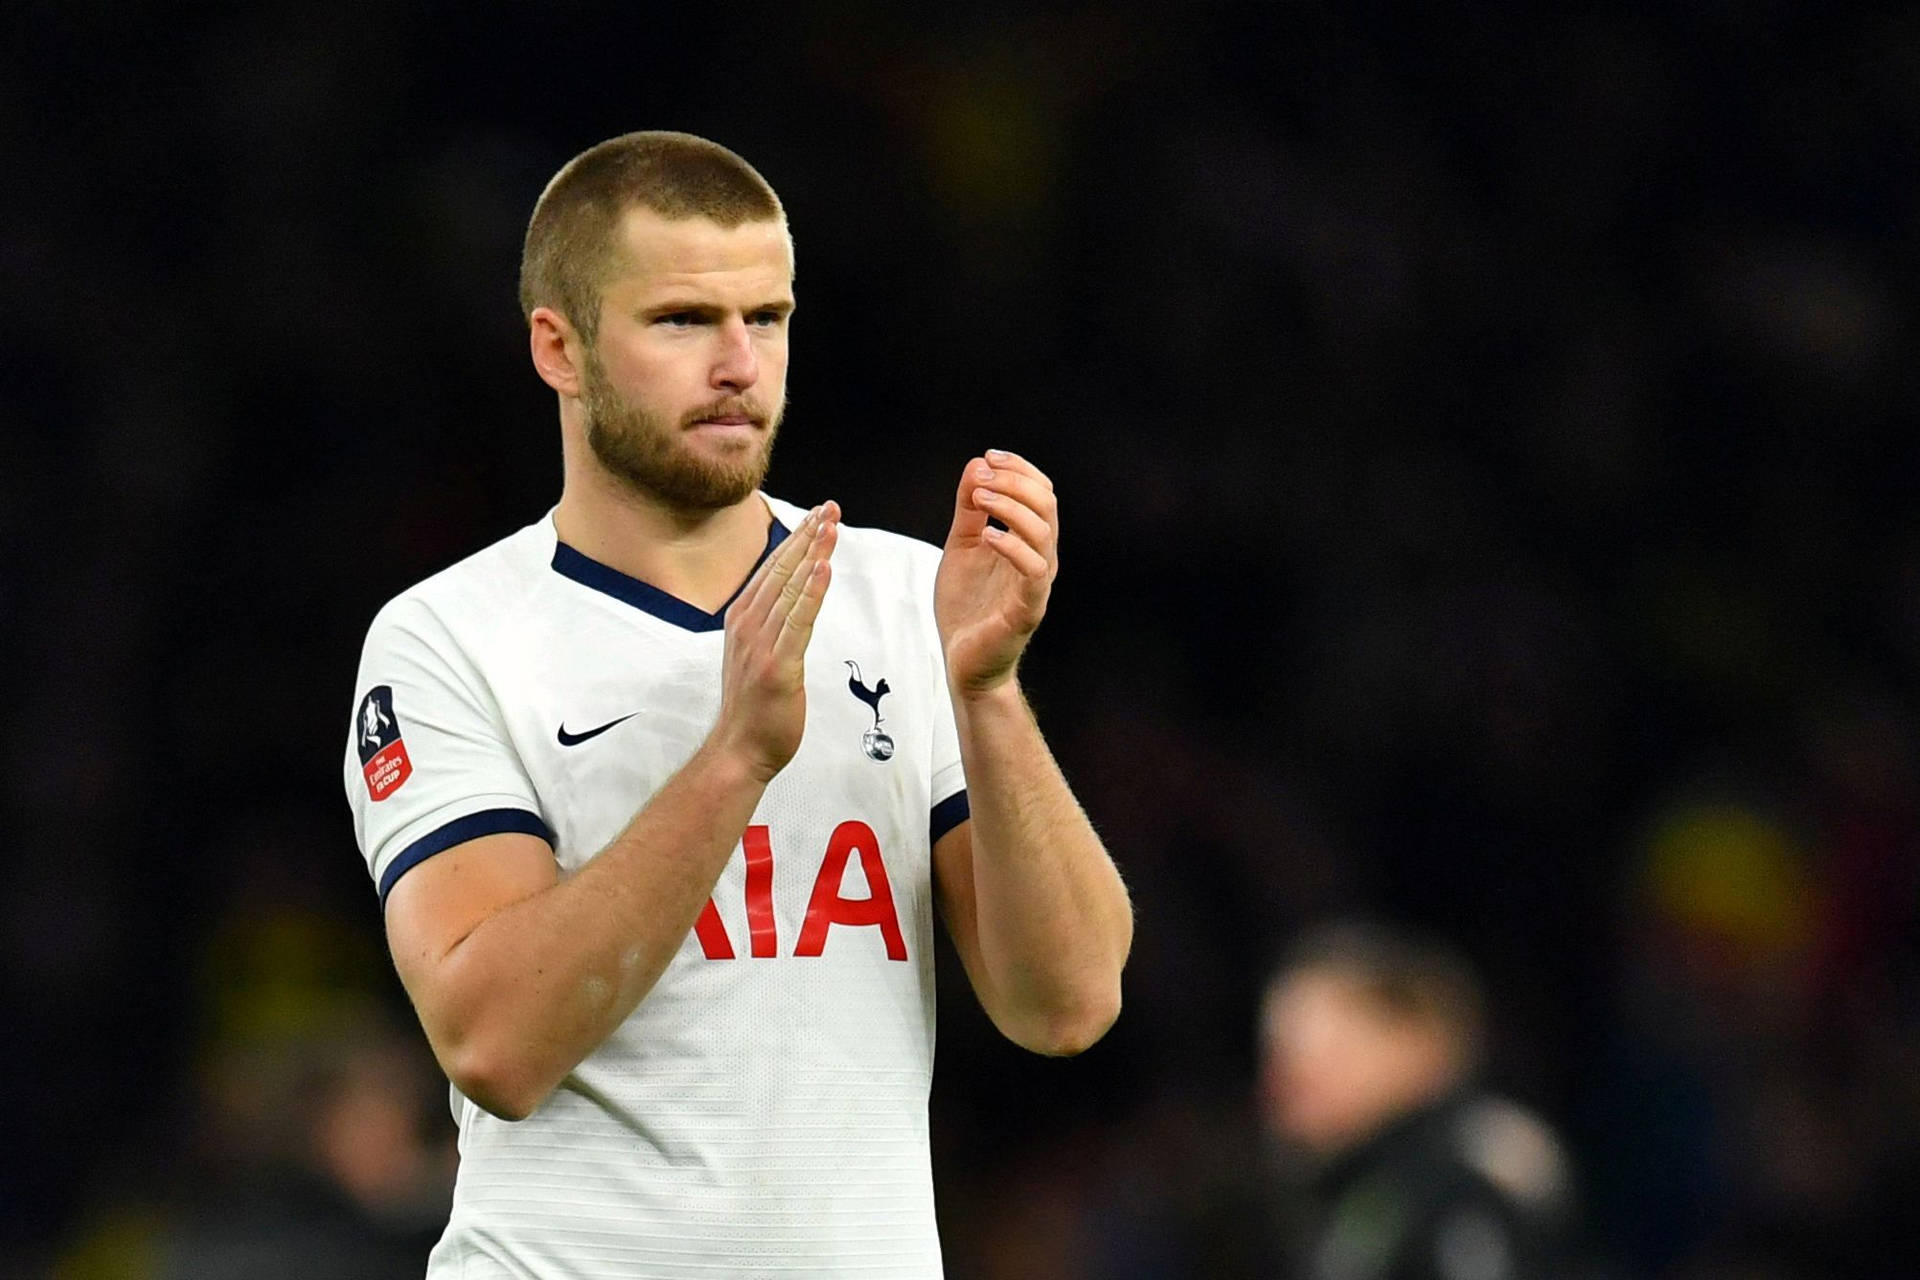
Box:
970, 489, 1055, 562
974, 469, 1058, 528
772, 515, 837, 620
981, 524, 1051, 579
771, 549, 834, 666
948, 458, 992, 544
983, 448, 1052, 489
735, 504, 821, 624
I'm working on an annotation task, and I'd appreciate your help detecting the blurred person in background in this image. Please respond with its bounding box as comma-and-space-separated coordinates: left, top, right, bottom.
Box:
1259, 922, 1579, 1280
148, 1019, 453, 1280
50, 882, 455, 1280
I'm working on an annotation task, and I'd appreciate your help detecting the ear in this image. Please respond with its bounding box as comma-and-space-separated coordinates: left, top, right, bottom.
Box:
529, 305, 587, 398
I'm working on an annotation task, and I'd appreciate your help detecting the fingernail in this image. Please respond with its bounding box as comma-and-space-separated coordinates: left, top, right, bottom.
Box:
975, 465, 994, 482
986, 448, 1010, 461
976, 489, 998, 504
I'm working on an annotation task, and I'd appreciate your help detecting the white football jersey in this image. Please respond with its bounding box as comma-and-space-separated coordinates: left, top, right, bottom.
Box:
343, 496, 966, 1278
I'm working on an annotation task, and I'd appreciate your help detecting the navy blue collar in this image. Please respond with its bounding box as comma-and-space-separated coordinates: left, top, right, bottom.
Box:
550, 517, 791, 633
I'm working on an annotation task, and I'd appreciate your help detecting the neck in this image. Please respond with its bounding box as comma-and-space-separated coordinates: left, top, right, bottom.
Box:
554, 453, 772, 614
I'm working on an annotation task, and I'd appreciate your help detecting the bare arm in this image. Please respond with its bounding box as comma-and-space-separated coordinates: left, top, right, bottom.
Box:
932, 454, 1132, 1055
384, 504, 840, 1120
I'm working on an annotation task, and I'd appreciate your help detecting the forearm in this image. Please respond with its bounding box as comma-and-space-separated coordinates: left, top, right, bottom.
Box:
389, 505, 840, 1120
425, 741, 766, 1117
953, 679, 1132, 1051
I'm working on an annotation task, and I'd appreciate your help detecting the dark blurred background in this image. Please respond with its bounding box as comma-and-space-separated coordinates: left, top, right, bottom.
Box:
5, 2, 1918, 1277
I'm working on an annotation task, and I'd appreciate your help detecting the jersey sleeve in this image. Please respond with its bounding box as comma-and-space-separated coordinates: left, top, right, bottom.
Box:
343, 595, 552, 902
928, 676, 967, 843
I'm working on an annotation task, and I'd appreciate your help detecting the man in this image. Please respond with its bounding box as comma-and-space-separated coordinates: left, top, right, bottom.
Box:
1259, 923, 1578, 1280
343, 131, 1133, 1277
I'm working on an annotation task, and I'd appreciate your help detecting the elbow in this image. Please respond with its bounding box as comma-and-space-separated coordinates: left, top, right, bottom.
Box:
442, 1041, 554, 1123
465, 1086, 540, 1125
1011, 985, 1123, 1058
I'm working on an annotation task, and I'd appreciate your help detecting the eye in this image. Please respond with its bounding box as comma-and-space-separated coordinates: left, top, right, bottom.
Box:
658, 311, 697, 328
750, 310, 784, 327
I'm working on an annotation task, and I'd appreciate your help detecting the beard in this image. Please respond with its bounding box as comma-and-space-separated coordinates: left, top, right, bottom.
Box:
580, 351, 782, 512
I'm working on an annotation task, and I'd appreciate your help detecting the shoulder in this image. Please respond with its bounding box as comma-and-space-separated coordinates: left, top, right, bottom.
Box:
361, 515, 555, 651
1384, 1096, 1580, 1280
1445, 1095, 1574, 1216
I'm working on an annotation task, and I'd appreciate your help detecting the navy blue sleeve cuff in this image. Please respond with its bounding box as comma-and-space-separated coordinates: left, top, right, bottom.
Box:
930, 789, 970, 845
379, 807, 554, 903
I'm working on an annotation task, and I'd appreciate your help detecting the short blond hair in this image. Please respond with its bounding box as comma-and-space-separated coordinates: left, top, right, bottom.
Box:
519, 130, 784, 339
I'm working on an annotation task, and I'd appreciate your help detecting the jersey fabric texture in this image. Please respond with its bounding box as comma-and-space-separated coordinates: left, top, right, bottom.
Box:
343, 497, 968, 1278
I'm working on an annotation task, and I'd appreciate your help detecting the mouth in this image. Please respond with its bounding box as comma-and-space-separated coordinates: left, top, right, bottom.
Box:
685, 406, 764, 432
683, 415, 766, 452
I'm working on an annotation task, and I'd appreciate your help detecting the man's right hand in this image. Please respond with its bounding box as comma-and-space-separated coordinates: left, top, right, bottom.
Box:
711, 501, 839, 782
385, 500, 842, 1121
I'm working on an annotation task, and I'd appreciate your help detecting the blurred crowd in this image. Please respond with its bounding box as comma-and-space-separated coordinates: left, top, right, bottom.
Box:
4, 2, 1917, 1277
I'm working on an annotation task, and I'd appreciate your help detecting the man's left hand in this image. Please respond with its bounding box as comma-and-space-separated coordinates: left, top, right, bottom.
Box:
935, 450, 1058, 696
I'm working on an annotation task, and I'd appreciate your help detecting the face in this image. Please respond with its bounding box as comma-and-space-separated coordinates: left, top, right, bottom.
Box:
1259, 970, 1452, 1155
577, 208, 794, 511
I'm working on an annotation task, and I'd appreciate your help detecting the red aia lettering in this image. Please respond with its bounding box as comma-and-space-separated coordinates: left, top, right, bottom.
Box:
693, 821, 906, 961
795, 821, 907, 961
743, 825, 777, 958
693, 898, 734, 960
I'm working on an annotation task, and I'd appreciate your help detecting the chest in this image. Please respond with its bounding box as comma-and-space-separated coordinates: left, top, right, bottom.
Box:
494, 587, 944, 869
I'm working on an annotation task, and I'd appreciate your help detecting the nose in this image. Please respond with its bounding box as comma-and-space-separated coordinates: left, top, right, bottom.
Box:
710, 316, 759, 392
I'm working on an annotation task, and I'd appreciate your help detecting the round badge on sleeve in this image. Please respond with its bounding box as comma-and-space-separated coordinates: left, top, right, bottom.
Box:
355, 685, 413, 800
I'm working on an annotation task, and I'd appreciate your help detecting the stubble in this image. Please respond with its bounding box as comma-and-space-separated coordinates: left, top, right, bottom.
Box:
580, 349, 782, 511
